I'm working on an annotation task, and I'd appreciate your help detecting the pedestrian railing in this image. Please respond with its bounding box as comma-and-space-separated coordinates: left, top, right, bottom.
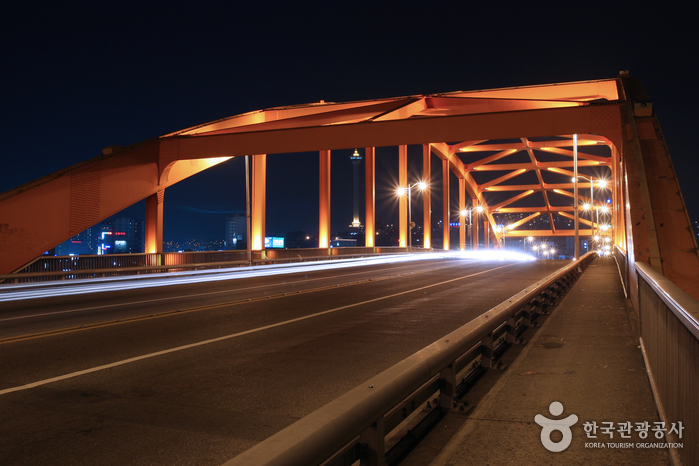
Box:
635, 262, 699, 466
222, 253, 595, 466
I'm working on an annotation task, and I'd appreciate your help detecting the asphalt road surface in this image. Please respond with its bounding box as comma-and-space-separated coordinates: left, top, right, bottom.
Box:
0, 254, 568, 465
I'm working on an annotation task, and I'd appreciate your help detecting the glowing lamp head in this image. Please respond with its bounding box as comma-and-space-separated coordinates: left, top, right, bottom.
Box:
571, 177, 576, 183
600, 206, 609, 213
583, 203, 591, 210
460, 209, 468, 217
417, 182, 427, 191
594, 235, 600, 241
527, 236, 533, 242
397, 187, 406, 197
597, 180, 607, 187
475, 206, 484, 214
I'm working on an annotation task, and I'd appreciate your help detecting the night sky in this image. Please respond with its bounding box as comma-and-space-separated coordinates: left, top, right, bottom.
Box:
2, 2, 697, 245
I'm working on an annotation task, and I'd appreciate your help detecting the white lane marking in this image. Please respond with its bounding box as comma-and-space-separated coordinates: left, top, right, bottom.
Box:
0, 262, 457, 322
0, 263, 517, 396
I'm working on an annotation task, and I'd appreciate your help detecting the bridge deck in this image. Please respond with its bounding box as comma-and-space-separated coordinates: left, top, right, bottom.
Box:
409, 258, 671, 465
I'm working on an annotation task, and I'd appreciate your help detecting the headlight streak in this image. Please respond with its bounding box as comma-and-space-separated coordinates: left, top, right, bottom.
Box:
0, 251, 533, 303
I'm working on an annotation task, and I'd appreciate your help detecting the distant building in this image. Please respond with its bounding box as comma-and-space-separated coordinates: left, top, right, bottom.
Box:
225, 214, 247, 249
55, 228, 95, 255
97, 218, 144, 254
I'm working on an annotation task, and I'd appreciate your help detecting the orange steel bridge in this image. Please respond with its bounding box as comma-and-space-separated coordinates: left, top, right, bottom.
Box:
1, 73, 697, 302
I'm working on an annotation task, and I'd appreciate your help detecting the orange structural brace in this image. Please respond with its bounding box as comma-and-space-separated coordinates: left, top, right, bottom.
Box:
319, 150, 331, 249
364, 147, 376, 247
422, 144, 431, 249
459, 178, 466, 251
398, 145, 408, 248
442, 158, 450, 251
251, 154, 266, 251
144, 190, 164, 254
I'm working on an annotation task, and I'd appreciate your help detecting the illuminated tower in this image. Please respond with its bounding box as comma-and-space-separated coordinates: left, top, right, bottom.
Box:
349, 149, 363, 228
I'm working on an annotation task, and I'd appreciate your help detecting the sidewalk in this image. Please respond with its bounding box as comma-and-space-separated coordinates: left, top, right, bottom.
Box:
426, 257, 669, 465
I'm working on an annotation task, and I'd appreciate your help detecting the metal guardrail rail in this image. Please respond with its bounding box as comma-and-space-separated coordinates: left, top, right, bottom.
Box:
636, 262, 699, 466
222, 253, 595, 466
1, 247, 420, 283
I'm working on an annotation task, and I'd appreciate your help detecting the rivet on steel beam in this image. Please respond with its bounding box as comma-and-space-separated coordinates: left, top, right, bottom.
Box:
369, 385, 374, 388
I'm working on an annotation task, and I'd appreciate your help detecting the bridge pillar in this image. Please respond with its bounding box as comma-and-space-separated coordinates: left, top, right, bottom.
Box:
145, 189, 164, 254
319, 150, 331, 249
365, 147, 375, 247
459, 178, 466, 251
442, 158, 450, 250
484, 218, 490, 249
423, 144, 431, 249
251, 154, 266, 251
472, 199, 479, 250
399, 145, 408, 248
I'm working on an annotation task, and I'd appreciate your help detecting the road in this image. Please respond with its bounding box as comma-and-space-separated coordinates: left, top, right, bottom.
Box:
0, 254, 567, 465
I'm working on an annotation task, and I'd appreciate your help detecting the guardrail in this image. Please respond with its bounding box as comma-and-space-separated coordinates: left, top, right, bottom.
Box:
635, 262, 699, 466
1, 247, 420, 283
223, 253, 595, 466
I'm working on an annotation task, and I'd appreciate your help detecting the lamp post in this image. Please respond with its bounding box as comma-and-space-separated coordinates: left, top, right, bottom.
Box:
574, 175, 607, 237
397, 182, 427, 252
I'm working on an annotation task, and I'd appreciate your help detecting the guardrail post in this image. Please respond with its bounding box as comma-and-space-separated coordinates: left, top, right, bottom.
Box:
359, 417, 386, 466
506, 316, 517, 343
481, 333, 494, 368
439, 363, 456, 409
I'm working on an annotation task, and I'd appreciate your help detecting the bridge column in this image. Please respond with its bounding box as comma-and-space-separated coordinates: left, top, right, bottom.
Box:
423, 144, 431, 249
365, 147, 375, 247
442, 159, 450, 250
145, 189, 164, 254
399, 145, 408, 247
472, 199, 479, 250
319, 150, 331, 249
251, 154, 266, 251
459, 178, 466, 251
484, 217, 490, 249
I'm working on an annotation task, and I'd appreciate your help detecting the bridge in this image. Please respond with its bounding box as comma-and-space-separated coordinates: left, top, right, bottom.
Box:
0, 74, 697, 465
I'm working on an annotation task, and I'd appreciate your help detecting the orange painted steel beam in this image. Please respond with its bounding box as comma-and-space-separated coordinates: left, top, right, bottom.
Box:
469, 161, 602, 171
619, 76, 699, 300
490, 190, 536, 211
319, 150, 331, 249
473, 206, 480, 250
459, 178, 466, 251
364, 147, 376, 247
505, 229, 595, 237
447, 79, 619, 101
422, 144, 431, 249
144, 190, 164, 254
167, 105, 623, 162
251, 154, 266, 251
398, 146, 408, 248
0, 139, 230, 273
442, 158, 450, 250
507, 212, 542, 230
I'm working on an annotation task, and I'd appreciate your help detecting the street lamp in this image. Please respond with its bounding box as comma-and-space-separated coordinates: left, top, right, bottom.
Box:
397, 182, 427, 252
573, 175, 607, 235
526, 236, 534, 252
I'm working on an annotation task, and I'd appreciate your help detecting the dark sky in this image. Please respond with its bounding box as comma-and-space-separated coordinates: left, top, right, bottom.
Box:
2, 1, 697, 243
